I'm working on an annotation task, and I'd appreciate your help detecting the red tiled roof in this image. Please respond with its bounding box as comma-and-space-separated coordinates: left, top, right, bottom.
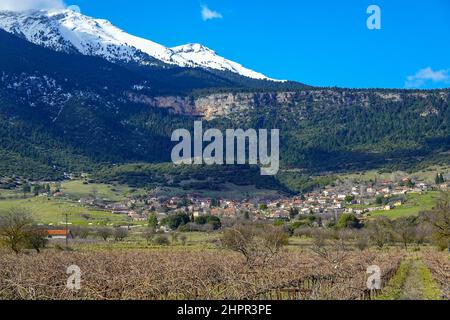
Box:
47, 230, 70, 236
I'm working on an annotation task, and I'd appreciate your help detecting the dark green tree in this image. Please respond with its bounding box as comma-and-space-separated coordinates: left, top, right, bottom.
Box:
162, 212, 191, 230
289, 207, 299, 220
336, 213, 361, 229
148, 213, 158, 229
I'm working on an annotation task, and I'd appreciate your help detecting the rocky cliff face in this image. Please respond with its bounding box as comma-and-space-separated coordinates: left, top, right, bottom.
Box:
125, 91, 295, 119
194, 92, 292, 119
126, 90, 449, 120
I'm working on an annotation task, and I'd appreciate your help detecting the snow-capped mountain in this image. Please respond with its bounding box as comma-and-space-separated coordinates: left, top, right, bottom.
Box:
0, 9, 276, 81
171, 43, 273, 81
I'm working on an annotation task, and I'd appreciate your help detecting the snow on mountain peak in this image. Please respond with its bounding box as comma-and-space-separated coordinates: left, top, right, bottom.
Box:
0, 9, 279, 81
171, 43, 275, 81
172, 43, 216, 54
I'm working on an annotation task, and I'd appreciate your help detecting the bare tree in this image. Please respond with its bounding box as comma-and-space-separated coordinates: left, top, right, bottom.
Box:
179, 234, 188, 246
355, 230, 370, 251
367, 216, 393, 248
311, 229, 351, 272
221, 224, 288, 267
425, 193, 450, 250
413, 223, 433, 245
260, 225, 289, 256
97, 227, 113, 242
222, 224, 259, 264
394, 217, 416, 249
114, 227, 129, 242
170, 232, 179, 244
0, 208, 35, 254
71, 226, 90, 239
25, 227, 48, 253
142, 227, 155, 244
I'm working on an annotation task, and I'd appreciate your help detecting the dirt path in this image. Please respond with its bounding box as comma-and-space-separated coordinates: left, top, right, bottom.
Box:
398, 259, 427, 300
377, 253, 443, 300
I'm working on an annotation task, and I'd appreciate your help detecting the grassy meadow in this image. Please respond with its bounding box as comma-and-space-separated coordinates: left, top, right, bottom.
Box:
371, 192, 439, 219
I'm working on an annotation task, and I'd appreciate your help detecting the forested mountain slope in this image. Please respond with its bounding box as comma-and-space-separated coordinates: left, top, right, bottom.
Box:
0, 29, 449, 181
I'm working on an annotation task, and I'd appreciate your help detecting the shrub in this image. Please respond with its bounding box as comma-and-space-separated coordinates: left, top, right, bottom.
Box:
179, 234, 188, 246
153, 235, 170, 246
194, 215, 222, 230
114, 228, 129, 242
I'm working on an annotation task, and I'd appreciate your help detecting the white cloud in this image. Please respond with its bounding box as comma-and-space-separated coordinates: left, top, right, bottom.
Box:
405, 67, 450, 88
201, 5, 223, 21
0, 0, 65, 12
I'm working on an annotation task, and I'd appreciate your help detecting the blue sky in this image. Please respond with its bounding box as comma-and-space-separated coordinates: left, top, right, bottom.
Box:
69, 0, 450, 89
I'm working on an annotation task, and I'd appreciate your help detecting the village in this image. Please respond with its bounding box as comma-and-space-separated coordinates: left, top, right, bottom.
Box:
73, 175, 449, 228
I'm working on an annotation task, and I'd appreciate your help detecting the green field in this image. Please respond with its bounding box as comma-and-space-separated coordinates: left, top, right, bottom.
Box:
0, 180, 140, 226
0, 197, 133, 226
61, 180, 144, 201
0, 180, 148, 227
54, 231, 314, 252
69, 231, 221, 251
371, 192, 439, 219
0, 188, 21, 199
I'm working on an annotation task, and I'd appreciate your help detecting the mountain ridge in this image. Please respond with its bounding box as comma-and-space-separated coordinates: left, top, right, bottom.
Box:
0, 9, 280, 81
